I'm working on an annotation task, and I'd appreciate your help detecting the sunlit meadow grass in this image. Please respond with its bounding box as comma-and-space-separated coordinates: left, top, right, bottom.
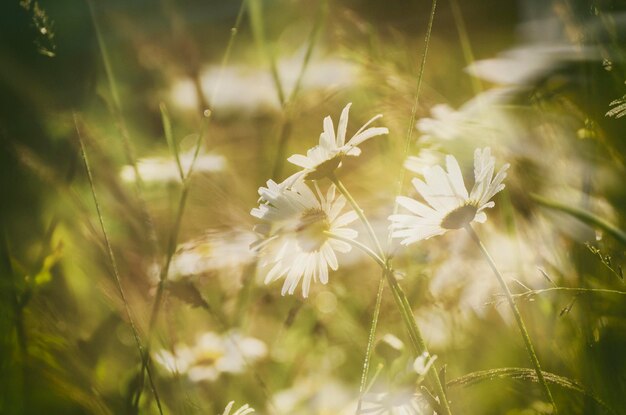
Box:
1, 1, 626, 414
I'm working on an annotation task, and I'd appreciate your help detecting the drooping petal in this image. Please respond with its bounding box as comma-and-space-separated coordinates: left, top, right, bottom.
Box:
318, 254, 329, 284
287, 154, 315, 169
321, 243, 338, 270
347, 127, 389, 147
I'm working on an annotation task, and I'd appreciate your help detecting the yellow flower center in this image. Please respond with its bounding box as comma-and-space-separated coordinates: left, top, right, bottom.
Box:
296, 208, 330, 252
194, 349, 223, 367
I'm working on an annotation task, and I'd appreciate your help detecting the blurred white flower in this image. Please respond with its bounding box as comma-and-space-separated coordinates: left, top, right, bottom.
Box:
272, 379, 357, 415
153, 345, 195, 374
221, 401, 255, 415
416, 104, 466, 141
404, 149, 442, 175
390, 147, 509, 245
466, 43, 591, 86
251, 178, 358, 297
120, 149, 225, 183
361, 390, 430, 415
154, 331, 267, 383
168, 229, 257, 280
416, 90, 512, 143
287, 103, 388, 179
170, 56, 357, 114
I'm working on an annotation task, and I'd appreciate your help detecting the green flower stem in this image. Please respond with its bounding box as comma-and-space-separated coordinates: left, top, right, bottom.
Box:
465, 224, 558, 414
330, 176, 453, 415
75, 117, 164, 415
329, 174, 385, 258
324, 232, 385, 268
356, 276, 385, 415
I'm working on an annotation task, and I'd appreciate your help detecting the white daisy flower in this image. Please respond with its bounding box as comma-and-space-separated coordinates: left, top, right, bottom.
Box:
287, 103, 388, 179
251, 178, 358, 297
221, 401, 255, 415
389, 147, 509, 245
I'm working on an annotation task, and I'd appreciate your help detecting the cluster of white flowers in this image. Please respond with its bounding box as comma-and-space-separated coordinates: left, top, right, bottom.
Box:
251, 103, 388, 297
251, 102, 510, 298
154, 331, 267, 382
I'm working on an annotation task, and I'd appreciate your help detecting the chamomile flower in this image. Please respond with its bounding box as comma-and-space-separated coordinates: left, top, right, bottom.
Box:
389, 147, 509, 245
287, 103, 388, 179
221, 401, 255, 415
251, 178, 358, 297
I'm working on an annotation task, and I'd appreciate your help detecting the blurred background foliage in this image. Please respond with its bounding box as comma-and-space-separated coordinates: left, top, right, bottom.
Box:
1, 0, 626, 414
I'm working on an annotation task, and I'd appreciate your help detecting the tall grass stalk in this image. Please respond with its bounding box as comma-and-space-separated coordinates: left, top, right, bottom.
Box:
355, 276, 384, 414
465, 224, 558, 413
354, 0, 440, 412
268, 0, 328, 179
86, 0, 160, 257
133, 0, 248, 404
448, 0, 483, 95
132, 113, 208, 409
505, 287, 626, 300
74, 116, 164, 415
330, 175, 453, 415
247, 0, 286, 106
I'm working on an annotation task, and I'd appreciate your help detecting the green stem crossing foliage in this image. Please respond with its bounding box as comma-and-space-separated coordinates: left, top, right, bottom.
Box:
465, 225, 558, 414
133, 0, 247, 406
330, 175, 454, 415
359, 0, 439, 411
75, 116, 164, 415
270, 0, 328, 180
